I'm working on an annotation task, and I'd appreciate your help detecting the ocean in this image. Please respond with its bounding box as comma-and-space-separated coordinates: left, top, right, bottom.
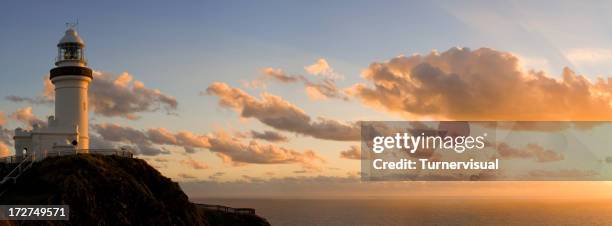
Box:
195, 198, 612, 226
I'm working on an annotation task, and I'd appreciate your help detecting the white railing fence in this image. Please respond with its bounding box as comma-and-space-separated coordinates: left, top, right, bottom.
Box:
196, 204, 256, 215
0, 149, 134, 164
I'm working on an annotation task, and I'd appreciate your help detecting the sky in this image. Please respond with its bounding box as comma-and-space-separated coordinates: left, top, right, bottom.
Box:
3, 0, 612, 198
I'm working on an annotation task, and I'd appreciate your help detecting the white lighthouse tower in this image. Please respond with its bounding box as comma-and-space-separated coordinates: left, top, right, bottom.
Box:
13, 25, 92, 159
7, 25, 134, 164
50, 25, 92, 151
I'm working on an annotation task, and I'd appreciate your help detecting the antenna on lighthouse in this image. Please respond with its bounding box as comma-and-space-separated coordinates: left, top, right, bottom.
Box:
65, 19, 78, 30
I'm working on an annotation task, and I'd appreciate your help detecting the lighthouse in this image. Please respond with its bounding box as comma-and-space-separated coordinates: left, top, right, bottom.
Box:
50, 25, 92, 150
13, 25, 93, 159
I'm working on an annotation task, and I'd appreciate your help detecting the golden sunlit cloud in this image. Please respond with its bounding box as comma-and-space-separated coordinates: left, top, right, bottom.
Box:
248, 130, 289, 143
304, 58, 342, 80
205, 82, 358, 140
0, 112, 13, 157
261, 67, 300, 83
7, 71, 178, 120
563, 48, 612, 66
350, 47, 612, 120
0, 112, 5, 126
207, 130, 325, 170
10, 106, 46, 129
339, 145, 360, 160
180, 157, 209, 170
92, 123, 325, 170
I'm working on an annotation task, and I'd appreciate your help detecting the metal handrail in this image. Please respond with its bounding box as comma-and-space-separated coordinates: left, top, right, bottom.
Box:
0, 154, 34, 185
196, 204, 256, 215
0, 149, 134, 164
87, 149, 134, 158
44, 149, 134, 158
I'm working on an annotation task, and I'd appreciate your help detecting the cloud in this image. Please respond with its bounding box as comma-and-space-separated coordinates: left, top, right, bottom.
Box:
496, 143, 564, 162
304, 58, 342, 80
247, 65, 347, 101
0, 112, 5, 126
92, 123, 169, 156
515, 54, 553, 74
146, 128, 210, 153
146, 127, 178, 145
10, 107, 47, 129
4, 76, 54, 105
0, 112, 12, 157
205, 82, 359, 141
0, 112, 13, 157
350, 47, 612, 120
206, 130, 325, 170
241, 67, 300, 89
340, 145, 361, 160
0, 142, 9, 157
261, 68, 300, 83
93, 123, 324, 169
563, 48, 612, 66
89, 134, 116, 149
474, 121, 607, 132
209, 172, 225, 180
89, 72, 178, 120
180, 157, 209, 170
154, 157, 170, 163
8, 72, 178, 120
178, 173, 197, 180
303, 79, 348, 101
241, 175, 265, 183
5, 95, 52, 105
174, 132, 212, 152
249, 130, 288, 142
93, 123, 149, 144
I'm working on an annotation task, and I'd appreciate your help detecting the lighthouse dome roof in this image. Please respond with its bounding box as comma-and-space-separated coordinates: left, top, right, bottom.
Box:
58, 28, 85, 46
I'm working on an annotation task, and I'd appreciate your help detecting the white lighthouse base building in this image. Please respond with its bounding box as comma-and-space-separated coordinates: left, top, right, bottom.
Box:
13, 116, 80, 160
